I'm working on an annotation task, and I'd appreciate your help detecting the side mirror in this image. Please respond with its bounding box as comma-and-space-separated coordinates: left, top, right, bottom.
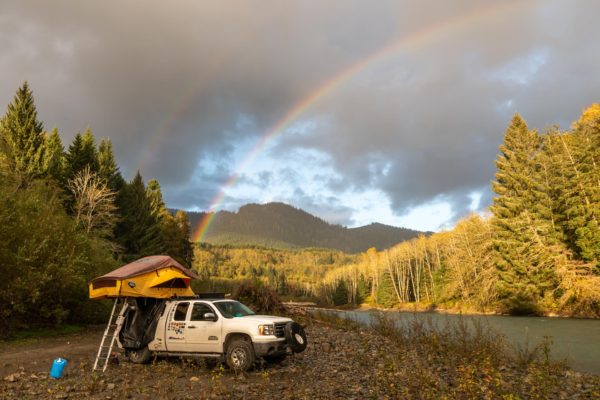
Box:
203, 312, 217, 321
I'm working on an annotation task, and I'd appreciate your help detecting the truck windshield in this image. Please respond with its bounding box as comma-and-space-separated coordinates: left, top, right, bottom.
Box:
213, 301, 255, 318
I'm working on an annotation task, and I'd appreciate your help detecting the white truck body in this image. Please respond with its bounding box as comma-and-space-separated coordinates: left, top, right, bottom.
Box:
116, 297, 306, 369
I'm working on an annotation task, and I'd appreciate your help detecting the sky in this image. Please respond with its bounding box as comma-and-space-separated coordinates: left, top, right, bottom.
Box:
1, 0, 599, 232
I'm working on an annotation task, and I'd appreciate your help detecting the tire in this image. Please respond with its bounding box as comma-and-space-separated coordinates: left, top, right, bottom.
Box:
226, 340, 255, 371
128, 346, 152, 364
284, 322, 307, 353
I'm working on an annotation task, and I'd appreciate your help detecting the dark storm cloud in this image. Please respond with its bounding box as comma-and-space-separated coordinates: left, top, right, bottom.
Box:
1, 0, 599, 225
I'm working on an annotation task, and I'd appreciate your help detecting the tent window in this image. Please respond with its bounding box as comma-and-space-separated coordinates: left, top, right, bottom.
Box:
92, 280, 117, 289
153, 278, 187, 288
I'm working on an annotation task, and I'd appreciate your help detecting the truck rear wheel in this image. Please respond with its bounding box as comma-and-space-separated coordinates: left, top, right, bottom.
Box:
128, 346, 151, 364
226, 340, 255, 371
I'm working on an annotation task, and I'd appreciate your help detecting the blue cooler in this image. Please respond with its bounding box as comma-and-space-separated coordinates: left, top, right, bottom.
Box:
50, 358, 67, 379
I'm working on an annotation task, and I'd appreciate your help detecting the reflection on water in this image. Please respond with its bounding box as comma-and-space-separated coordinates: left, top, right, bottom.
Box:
318, 309, 600, 374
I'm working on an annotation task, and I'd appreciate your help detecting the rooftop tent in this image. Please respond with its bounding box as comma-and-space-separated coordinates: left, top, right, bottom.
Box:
89, 255, 198, 299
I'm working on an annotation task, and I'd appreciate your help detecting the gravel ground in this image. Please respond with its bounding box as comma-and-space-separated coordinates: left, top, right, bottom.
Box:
1, 316, 599, 399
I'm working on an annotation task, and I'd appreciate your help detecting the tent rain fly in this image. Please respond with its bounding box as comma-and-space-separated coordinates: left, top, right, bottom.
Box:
89, 255, 198, 299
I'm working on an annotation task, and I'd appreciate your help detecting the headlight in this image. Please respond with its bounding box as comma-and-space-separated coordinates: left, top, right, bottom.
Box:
258, 324, 274, 336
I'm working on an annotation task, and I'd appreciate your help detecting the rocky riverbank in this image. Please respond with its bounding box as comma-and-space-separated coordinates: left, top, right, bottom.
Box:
1, 314, 599, 399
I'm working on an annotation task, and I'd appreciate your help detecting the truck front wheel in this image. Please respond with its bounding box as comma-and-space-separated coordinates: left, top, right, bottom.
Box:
226, 340, 255, 371
128, 346, 151, 364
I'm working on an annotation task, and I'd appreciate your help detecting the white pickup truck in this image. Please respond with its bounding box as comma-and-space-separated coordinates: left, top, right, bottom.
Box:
116, 296, 307, 371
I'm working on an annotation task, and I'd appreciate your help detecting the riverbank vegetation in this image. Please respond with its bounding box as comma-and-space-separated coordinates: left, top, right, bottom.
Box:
0, 83, 194, 335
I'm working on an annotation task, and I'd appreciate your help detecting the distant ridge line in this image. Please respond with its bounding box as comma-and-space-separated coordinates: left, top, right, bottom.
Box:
172, 202, 426, 253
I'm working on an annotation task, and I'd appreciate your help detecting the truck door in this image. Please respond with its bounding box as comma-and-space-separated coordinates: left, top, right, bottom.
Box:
165, 301, 189, 352
185, 302, 222, 353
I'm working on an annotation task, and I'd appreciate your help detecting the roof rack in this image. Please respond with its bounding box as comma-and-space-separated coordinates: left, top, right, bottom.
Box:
170, 293, 226, 300
196, 292, 226, 299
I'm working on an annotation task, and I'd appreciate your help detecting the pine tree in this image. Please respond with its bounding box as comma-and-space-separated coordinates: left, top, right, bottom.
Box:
97, 138, 124, 191
332, 279, 349, 306
356, 274, 371, 304
375, 272, 396, 308
0, 82, 45, 185
565, 105, 600, 266
146, 179, 168, 220
115, 172, 165, 260
175, 209, 194, 266
491, 115, 561, 314
66, 128, 98, 182
42, 128, 65, 181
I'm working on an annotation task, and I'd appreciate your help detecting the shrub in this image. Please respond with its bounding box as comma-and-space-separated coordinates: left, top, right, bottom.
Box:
231, 280, 284, 314
0, 174, 117, 336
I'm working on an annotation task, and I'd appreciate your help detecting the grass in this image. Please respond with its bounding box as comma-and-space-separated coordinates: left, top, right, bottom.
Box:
310, 309, 576, 398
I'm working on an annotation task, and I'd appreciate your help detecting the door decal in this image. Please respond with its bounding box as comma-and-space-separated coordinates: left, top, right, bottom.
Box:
168, 321, 186, 335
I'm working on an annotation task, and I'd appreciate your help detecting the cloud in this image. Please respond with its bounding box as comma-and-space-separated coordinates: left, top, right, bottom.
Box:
1, 0, 599, 230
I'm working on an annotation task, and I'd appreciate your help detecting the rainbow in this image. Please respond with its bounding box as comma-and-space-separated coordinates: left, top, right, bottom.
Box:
137, 60, 224, 174
191, 0, 527, 242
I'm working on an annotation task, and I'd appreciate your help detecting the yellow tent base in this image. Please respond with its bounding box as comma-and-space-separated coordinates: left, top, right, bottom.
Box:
89, 266, 195, 299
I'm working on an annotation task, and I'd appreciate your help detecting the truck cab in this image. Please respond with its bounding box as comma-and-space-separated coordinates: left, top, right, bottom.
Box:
117, 297, 307, 371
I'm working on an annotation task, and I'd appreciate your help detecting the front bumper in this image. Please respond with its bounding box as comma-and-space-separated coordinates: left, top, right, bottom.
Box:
253, 338, 290, 357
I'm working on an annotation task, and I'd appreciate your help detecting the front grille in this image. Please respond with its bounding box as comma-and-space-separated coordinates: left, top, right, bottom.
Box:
274, 322, 286, 338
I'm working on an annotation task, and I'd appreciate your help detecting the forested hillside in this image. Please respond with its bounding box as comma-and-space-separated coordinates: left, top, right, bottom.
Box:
185, 202, 425, 252
192, 244, 356, 299
0, 83, 193, 335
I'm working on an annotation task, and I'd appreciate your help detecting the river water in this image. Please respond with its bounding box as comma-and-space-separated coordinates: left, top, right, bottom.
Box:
316, 309, 600, 374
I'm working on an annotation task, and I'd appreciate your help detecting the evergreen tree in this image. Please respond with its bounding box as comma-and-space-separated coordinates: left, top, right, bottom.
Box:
564, 105, 600, 266
356, 274, 371, 304
175, 209, 194, 266
42, 128, 65, 181
115, 172, 165, 260
375, 272, 396, 308
97, 138, 124, 191
146, 179, 168, 220
332, 278, 349, 306
0, 82, 45, 185
66, 128, 98, 182
491, 115, 560, 314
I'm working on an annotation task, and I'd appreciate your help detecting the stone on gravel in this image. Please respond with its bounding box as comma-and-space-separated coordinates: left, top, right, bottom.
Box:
4, 373, 19, 382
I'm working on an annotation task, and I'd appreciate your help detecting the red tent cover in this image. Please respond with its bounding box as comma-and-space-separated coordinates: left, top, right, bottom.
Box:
91, 255, 198, 284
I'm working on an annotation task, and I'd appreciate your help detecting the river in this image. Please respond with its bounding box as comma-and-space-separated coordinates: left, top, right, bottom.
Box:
315, 309, 600, 374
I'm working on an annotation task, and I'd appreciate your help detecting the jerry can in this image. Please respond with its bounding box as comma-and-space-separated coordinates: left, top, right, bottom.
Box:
50, 358, 68, 379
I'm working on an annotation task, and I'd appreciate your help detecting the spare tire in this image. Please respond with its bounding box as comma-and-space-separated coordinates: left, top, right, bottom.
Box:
128, 346, 151, 364
284, 322, 307, 353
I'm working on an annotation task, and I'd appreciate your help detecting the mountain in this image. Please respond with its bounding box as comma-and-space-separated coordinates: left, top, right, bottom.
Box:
179, 202, 427, 253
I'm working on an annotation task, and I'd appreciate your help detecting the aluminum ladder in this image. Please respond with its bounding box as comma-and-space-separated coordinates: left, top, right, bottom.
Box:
93, 297, 128, 372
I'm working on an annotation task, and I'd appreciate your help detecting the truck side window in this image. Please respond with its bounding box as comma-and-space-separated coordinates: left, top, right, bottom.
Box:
191, 303, 215, 321
173, 302, 189, 321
